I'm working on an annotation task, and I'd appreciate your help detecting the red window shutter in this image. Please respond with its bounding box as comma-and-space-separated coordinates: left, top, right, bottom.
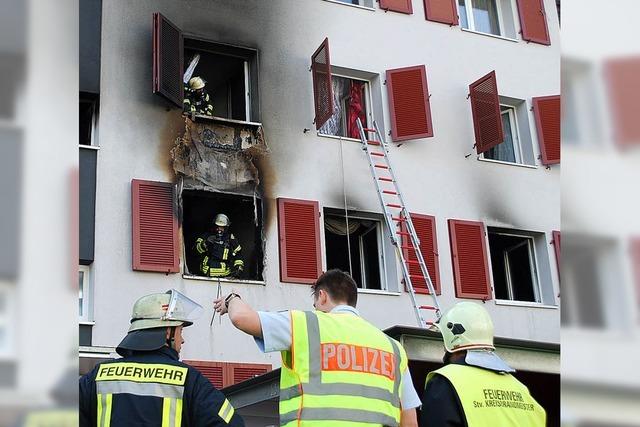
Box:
152, 12, 183, 107
605, 57, 640, 146
311, 38, 334, 130
278, 198, 322, 284
516, 0, 551, 45
131, 179, 179, 273
552, 230, 561, 278
386, 65, 434, 142
533, 95, 561, 165
423, 0, 459, 25
402, 214, 441, 295
185, 360, 225, 389
469, 71, 504, 154
228, 363, 272, 385
448, 219, 491, 300
380, 0, 413, 14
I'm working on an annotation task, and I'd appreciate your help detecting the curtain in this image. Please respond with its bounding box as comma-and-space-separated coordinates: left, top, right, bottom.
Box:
325, 217, 361, 235
347, 81, 366, 139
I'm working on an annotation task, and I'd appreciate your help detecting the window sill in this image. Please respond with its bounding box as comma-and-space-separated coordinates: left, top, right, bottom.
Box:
494, 300, 558, 309
321, 0, 375, 12
79, 321, 96, 326
79, 144, 100, 150
461, 28, 519, 43
317, 133, 363, 143
186, 113, 263, 128
357, 289, 401, 296
477, 157, 538, 169
182, 274, 266, 286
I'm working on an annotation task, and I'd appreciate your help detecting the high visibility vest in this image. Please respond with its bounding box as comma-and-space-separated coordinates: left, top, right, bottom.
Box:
426, 364, 546, 427
94, 362, 188, 427
279, 310, 408, 427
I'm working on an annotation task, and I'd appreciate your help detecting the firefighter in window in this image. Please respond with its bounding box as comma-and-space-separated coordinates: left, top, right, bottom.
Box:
194, 213, 244, 278
184, 76, 214, 116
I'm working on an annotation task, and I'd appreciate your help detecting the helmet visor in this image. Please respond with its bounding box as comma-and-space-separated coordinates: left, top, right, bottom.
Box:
164, 289, 203, 324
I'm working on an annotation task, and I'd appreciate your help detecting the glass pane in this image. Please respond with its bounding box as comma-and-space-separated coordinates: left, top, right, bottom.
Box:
458, 0, 469, 29
485, 112, 516, 162
471, 0, 501, 35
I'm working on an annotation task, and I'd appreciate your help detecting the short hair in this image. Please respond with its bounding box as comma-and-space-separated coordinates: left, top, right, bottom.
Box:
312, 269, 358, 308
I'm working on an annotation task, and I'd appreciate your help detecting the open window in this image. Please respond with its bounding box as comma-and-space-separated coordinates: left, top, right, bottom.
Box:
458, 0, 518, 39
152, 12, 260, 123
323, 209, 387, 291
481, 101, 536, 166
182, 190, 264, 281
318, 74, 372, 139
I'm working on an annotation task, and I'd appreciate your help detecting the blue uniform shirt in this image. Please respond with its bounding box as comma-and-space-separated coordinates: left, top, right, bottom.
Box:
254, 305, 422, 409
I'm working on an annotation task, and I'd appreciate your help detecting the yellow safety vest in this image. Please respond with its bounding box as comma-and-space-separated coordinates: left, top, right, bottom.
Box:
426, 364, 546, 427
279, 310, 408, 427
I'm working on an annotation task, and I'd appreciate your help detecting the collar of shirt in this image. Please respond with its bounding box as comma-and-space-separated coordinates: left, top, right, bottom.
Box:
330, 305, 360, 316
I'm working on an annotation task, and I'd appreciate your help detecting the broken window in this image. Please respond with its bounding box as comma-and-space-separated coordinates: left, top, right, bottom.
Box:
318, 75, 370, 139
182, 190, 263, 281
488, 230, 541, 303
324, 210, 385, 290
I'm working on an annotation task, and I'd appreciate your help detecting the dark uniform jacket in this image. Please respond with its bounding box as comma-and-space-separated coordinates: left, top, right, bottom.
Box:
194, 232, 243, 277
79, 347, 244, 427
420, 360, 472, 427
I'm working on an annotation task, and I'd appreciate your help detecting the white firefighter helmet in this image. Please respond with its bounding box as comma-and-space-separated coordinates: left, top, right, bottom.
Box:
128, 289, 203, 332
214, 213, 230, 227
188, 76, 206, 90
436, 302, 494, 353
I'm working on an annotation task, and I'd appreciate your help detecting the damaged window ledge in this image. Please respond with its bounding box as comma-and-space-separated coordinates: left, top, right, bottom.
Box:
182, 274, 266, 286
185, 113, 263, 128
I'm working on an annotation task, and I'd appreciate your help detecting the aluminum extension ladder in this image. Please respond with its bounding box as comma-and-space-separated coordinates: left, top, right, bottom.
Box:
356, 118, 442, 328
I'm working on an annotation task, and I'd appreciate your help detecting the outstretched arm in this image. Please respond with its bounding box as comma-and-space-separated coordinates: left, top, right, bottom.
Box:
214, 294, 262, 338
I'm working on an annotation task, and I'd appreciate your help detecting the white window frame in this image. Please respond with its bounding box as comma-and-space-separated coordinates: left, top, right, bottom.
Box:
317, 73, 374, 142
324, 213, 388, 291
490, 232, 543, 304
480, 104, 524, 165
459, 0, 506, 37
322, 0, 376, 11
79, 265, 93, 323
0, 284, 15, 358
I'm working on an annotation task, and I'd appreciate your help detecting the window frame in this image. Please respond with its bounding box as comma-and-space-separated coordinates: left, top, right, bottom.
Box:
321, 0, 376, 11
79, 265, 93, 323
459, 0, 506, 36
316, 72, 374, 142
0, 284, 15, 358
480, 104, 525, 164
488, 230, 543, 304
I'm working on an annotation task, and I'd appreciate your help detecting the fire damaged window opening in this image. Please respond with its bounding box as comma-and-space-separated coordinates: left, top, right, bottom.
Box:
182, 190, 264, 282
488, 230, 542, 303
183, 37, 259, 124
318, 74, 371, 140
324, 209, 386, 291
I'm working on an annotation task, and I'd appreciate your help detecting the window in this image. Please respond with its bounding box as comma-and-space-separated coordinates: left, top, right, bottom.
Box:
79, 265, 92, 322
328, 0, 374, 8
488, 231, 541, 303
182, 190, 264, 281
483, 106, 522, 163
459, 0, 517, 38
324, 210, 386, 291
318, 75, 371, 139
79, 93, 98, 146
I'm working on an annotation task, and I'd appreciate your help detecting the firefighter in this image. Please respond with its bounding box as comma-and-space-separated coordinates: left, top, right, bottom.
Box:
79, 290, 245, 427
420, 302, 546, 427
213, 269, 421, 427
194, 213, 244, 279
184, 76, 214, 116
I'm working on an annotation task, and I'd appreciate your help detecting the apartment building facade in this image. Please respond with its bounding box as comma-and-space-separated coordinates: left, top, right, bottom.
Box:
79, 0, 561, 425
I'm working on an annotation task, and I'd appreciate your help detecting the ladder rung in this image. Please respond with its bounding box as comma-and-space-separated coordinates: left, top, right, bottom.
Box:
409, 275, 425, 281
374, 164, 389, 169
406, 259, 421, 265
386, 203, 402, 208
396, 231, 411, 236
370, 152, 385, 157
400, 245, 417, 250
364, 128, 377, 132
383, 190, 398, 195
420, 305, 437, 310
367, 140, 381, 146
392, 217, 406, 222
378, 177, 393, 182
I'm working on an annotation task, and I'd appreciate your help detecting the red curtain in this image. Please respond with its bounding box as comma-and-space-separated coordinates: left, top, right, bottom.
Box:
347, 81, 366, 139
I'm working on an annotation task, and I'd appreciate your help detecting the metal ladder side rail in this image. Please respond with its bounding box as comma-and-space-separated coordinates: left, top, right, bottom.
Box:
356, 119, 427, 328
370, 120, 442, 320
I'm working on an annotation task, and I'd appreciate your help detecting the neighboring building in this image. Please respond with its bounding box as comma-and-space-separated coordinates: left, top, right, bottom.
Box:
79, 0, 561, 425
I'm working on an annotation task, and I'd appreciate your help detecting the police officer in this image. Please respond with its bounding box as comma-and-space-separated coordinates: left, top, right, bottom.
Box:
184, 76, 214, 116
421, 302, 546, 427
194, 213, 244, 278
214, 269, 421, 427
79, 289, 245, 427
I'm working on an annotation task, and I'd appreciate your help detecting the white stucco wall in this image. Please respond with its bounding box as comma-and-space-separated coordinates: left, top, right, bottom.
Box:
91, 0, 561, 366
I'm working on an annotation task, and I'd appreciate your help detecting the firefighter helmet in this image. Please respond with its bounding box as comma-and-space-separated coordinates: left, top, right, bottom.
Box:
214, 213, 230, 227
188, 76, 206, 90
436, 302, 494, 353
